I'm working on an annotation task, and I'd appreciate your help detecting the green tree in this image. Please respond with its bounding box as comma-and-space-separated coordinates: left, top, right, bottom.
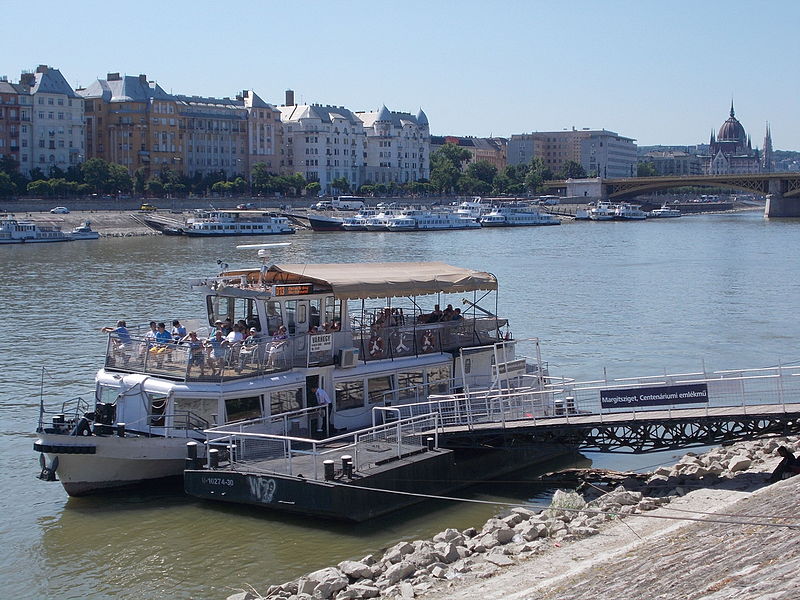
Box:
145, 178, 164, 197
251, 162, 272, 194
305, 181, 322, 196
637, 161, 658, 177
556, 160, 587, 179
0, 172, 17, 197
331, 176, 350, 194
27, 180, 53, 197
456, 176, 492, 196
465, 160, 497, 185
429, 143, 472, 194
133, 168, 148, 196
81, 158, 111, 193
107, 163, 133, 194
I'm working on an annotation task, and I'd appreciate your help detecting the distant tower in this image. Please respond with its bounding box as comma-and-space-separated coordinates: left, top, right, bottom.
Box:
762, 122, 774, 172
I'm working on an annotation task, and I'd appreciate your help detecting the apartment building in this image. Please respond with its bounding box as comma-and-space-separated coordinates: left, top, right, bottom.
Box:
357, 106, 430, 186
508, 128, 637, 179
0, 79, 24, 168
80, 73, 282, 179
430, 135, 507, 171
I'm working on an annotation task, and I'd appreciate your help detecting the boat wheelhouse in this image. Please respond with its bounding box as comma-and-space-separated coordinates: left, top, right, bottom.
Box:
182, 210, 295, 237
35, 260, 544, 496
649, 204, 682, 218
614, 203, 648, 220
68, 221, 101, 240
588, 201, 615, 221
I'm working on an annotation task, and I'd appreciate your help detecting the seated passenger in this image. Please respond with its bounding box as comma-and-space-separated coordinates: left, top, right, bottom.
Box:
237, 328, 261, 372
442, 304, 454, 321
451, 308, 464, 321
267, 326, 289, 368
150, 322, 174, 367
428, 304, 443, 323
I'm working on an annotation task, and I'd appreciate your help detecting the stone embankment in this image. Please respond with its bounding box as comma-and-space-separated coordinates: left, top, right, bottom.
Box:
12, 210, 159, 237
226, 436, 800, 600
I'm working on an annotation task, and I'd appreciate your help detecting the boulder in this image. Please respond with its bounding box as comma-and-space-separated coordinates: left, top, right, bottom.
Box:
305, 568, 348, 599
337, 561, 372, 581
376, 561, 416, 587
432, 528, 462, 543
728, 456, 752, 472
348, 584, 379, 599
384, 541, 415, 564
297, 579, 316, 596
398, 581, 415, 598
437, 542, 460, 564
484, 553, 514, 567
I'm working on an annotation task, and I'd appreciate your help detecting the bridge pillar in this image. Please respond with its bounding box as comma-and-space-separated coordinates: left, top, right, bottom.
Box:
765, 179, 800, 218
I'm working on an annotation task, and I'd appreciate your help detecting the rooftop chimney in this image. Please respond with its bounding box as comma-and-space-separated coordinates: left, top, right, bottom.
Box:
36, 65, 49, 74
285, 89, 295, 106
107, 72, 121, 81
20, 72, 35, 86
138, 74, 147, 84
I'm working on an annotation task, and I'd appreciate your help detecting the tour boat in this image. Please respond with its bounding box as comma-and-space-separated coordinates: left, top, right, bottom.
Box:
649, 204, 682, 218
587, 201, 616, 221
34, 258, 547, 496
178, 210, 295, 237
341, 208, 379, 231
613, 203, 648, 220
68, 221, 101, 240
307, 213, 345, 232
385, 209, 482, 231
479, 203, 561, 227
0, 215, 72, 244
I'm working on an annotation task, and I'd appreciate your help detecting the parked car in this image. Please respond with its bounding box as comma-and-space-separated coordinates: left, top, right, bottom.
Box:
139, 203, 157, 211
236, 202, 257, 209
50, 206, 70, 214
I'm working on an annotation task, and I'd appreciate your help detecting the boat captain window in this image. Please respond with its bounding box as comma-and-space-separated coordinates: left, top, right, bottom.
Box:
265, 301, 282, 335
207, 296, 258, 330
270, 388, 303, 415
335, 379, 364, 410
225, 396, 262, 422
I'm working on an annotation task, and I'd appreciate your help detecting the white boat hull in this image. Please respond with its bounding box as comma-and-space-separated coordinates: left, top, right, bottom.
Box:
36, 432, 200, 496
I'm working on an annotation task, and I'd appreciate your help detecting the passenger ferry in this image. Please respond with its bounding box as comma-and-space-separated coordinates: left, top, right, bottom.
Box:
648, 203, 682, 218
479, 203, 560, 227
34, 258, 546, 496
386, 209, 482, 231
341, 208, 379, 231
614, 203, 648, 220
178, 210, 295, 237
0, 215, 72, 244
68, 221, 101, 240
587, 201, 616, 221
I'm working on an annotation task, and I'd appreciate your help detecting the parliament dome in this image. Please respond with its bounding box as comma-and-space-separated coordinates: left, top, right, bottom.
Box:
718, 102, 746, 142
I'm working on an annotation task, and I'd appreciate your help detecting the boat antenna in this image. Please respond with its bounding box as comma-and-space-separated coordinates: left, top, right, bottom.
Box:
236, 242, 292, 287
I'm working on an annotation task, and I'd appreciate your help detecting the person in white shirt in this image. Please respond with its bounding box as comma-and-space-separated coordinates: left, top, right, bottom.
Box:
313, 385, 332, 432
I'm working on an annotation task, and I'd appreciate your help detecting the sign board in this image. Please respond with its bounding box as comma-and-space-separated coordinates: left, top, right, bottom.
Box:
600, 383, 709, 410
309, 333, 333, 353
272, 283, 314, 297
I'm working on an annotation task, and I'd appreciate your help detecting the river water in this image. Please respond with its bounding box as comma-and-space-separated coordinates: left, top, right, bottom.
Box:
2, 210, 799, 599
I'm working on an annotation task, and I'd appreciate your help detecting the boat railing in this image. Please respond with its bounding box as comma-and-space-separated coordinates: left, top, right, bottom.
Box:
203, 413, 439, 481
352, 317, 505, 363
37, 395, 92, 433
103, 332, 336, 382
205, 405, 329, 439
374, 385, 557, 431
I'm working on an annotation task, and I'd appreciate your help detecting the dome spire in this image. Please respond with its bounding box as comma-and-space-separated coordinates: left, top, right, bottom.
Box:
730, 99, 735, 118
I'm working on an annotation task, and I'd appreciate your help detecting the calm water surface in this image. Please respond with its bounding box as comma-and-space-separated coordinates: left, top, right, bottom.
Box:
2, 210, 799, 599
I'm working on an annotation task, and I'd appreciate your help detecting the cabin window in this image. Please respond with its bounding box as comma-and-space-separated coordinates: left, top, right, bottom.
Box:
96, 384, 120, 405
265, 301, 282, 334
172, 397, 216, 428
324, 296, 342, 329
270, 388, 303, 415
225, 396, 262, 422
207, 296, 258, 330
397, 371, 424, 401
367, 375, 394, 404
427, 365, 452, 394
147, 392, 170, 426
335, 379, 364, 410
284, 300, 304, 334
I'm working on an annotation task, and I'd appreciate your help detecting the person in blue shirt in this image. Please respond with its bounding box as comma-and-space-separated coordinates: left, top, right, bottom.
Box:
205, 330, 227, 376
150, 322, 173, 367
101, 320, 132, 366
171, 319, 187, 342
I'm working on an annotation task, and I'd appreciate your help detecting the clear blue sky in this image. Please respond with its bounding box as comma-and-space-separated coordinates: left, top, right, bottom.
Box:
3, 0, 798, 149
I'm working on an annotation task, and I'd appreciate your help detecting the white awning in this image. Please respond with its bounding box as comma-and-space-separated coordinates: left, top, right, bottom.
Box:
268, 262, 497, 300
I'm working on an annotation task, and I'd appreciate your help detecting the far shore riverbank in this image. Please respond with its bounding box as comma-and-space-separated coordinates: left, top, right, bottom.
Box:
227, 436, 800, 600
2, 201, 765, 239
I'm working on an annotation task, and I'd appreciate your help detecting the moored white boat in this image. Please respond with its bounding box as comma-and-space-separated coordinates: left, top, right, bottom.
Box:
649, 204, 682, 218
35, 257, 545, 496
479, 203, 560, 227
68, 221, 101, 240
0, 215, 72, 244
614, 202, 648, 220
181, 209, 295, 236
588, 201, 615, 221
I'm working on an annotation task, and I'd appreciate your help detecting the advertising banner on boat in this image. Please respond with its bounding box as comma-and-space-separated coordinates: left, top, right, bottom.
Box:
600, 383, 709, 409
309, 334, 333, 353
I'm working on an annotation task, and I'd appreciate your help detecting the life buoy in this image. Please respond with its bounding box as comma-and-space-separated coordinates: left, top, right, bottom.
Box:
369, 335, 384, 357
421, 330, 435, 353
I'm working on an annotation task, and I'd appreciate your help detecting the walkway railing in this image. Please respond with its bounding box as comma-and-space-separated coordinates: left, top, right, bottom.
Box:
203, 413, 439, 481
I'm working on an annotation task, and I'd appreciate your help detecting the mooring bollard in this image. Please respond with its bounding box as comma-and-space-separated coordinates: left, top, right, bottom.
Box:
426, 436, 434, 451
116, 422, 126, 437
186, 441, 198, 470
341, 454, 353, 478
209, 448, 219, 469
323, 459, 335, 481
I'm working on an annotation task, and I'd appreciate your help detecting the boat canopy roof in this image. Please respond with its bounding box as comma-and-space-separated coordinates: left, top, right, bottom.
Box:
224, 262, 497, 300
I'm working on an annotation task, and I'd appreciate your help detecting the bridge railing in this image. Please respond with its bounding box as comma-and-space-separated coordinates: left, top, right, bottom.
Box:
553, 364, 800, 423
